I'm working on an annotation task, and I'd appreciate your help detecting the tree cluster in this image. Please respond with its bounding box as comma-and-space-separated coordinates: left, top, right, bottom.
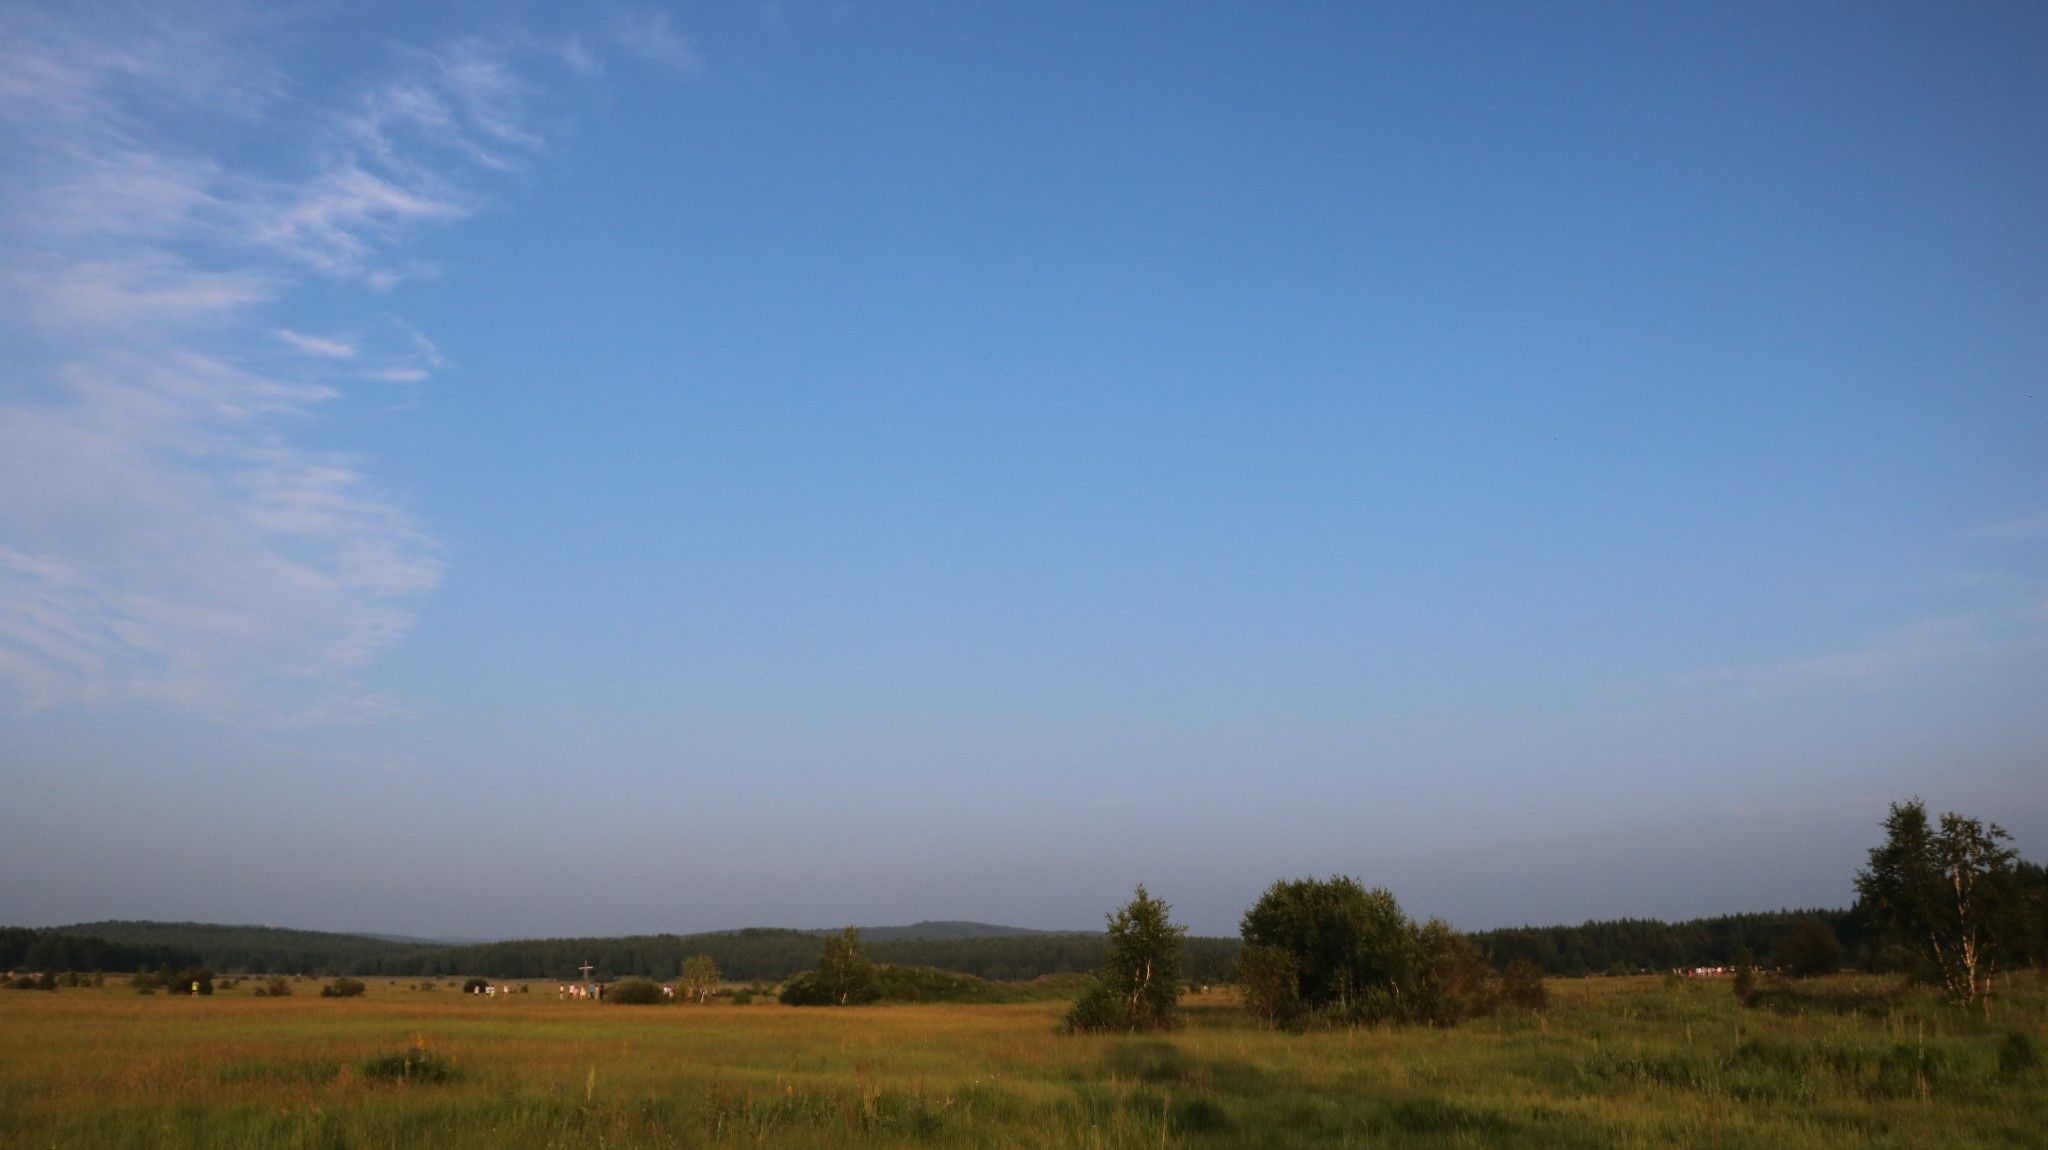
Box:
1234, 876, 1505, 1028
779, 929, 880, 1006
1470, 909, 1861, 977
1855, 799, 2036, 1005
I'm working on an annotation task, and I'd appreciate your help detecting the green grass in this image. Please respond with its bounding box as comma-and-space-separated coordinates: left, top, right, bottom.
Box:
0, 972, 2042, 1147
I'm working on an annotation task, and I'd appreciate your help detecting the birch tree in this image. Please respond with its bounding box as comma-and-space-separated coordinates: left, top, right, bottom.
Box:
1062, 885, 1187, 1032
1856, 800, 2020, 1006
678, 954, 721, 1003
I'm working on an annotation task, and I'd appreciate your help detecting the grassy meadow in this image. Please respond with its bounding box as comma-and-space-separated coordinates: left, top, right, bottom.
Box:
2, 972, 2044, 1148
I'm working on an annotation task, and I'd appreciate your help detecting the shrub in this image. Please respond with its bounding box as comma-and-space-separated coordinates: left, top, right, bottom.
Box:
320, 977, 366, 998
1060, 979, 1128, 1033
252, 977, 291, 998
2000, 1030, 2038, 1077
362, 1038, 458, 1084
1778, 918, 1844, 978
606, 978, 665, 1005
1415, 919, 1500, 1025
1235, 944, 1304, 1029
1240, 876, 1420, 1024
1500, 959, 1549, 1011
777, 971, 825, 1005
869, 964, 1018, 1004
173, 967, 214, 996
461, 977, 488, 994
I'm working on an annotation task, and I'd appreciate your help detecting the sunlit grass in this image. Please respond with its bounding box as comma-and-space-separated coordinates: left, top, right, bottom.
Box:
1, 972, 2042, 1147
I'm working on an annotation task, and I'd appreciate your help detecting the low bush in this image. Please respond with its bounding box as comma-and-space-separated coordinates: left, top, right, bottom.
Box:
869, 964, 1022, 1004
1500, 959, 1549, 1011
362, 1038, 458, 1084
606, 978, 666, 1005
320, 977, 366, 998
780, 968, 880, 1007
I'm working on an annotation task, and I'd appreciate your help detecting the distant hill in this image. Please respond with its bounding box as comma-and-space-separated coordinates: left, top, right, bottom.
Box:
845, 921, 1066, 942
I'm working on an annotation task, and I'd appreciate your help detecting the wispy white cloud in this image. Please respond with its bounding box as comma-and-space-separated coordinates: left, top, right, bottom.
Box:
607, 11, 703, 73
278, 329, 357, 359
0, 5, 673, 719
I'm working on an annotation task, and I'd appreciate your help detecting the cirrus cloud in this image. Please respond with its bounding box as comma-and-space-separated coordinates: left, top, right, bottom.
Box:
0, 3, 670, 719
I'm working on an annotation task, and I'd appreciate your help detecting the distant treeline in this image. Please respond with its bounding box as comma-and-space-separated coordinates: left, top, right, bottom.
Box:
1472, 859, 2047, 976
57, 921, 428, 976
1470, 909, 1865, 976
36, 863, 2044, 982
336, 927, 1244, 985
52, 921, 1242, 983
0, 927, 199, 973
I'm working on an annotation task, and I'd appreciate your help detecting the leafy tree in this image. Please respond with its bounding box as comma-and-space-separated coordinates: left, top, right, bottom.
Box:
781, 929, 878, 1006
1234, 944, 1304, 1029
1240, 876, 1419, 1021
1062, 885, 1188, 1033
1855, 800, 2022, 1005
679, 954, 721, 1003
1777, 917, 1843, 978
816, 928, 877, 1005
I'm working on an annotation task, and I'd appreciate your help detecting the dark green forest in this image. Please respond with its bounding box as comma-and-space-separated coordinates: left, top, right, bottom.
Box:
0, 927, 198, 974
1474, 909, 1867, 976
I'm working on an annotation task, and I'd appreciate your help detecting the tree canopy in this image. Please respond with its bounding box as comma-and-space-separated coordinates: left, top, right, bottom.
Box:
1856, 799, 2023, 1005
1063, 885, 1188, 1033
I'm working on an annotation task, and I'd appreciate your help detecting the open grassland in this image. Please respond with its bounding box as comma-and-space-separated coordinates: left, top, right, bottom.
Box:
2, 973, 2043, 1148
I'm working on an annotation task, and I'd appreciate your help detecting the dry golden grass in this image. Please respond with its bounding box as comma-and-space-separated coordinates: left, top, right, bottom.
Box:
1, 972, 2042, 1147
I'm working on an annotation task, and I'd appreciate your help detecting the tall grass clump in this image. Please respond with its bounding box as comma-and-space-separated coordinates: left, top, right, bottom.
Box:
361, 1036, 458, 1084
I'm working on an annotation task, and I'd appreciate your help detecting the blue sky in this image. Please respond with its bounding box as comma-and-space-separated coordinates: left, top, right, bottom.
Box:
1, 2, 2043, 939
